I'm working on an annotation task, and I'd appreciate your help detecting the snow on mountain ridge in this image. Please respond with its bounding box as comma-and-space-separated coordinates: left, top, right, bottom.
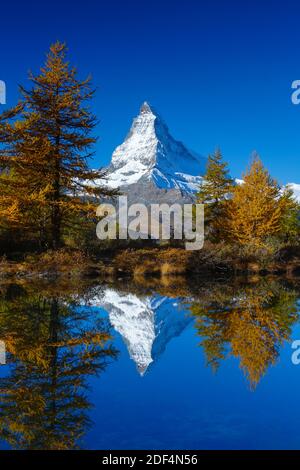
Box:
105, 102, 206, 192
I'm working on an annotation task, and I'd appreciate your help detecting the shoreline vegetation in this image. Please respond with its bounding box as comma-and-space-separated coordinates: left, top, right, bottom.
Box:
0, 244, 299, 280
0, 43, 299, 280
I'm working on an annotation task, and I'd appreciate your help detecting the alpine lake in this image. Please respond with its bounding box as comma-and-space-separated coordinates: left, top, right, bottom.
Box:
0, 273, 299, 450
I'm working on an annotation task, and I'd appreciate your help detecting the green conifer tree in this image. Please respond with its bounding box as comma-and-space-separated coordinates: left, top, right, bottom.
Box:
197, 148, 233, 241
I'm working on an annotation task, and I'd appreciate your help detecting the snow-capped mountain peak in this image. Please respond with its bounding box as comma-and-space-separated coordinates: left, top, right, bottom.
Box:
139, 100, 155, 115
111, 101, 159, 171
106, 102, 206, 194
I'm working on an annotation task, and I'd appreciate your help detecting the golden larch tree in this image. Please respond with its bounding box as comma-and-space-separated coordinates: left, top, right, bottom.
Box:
225, 156, 287, 248
0, 42, 117, 250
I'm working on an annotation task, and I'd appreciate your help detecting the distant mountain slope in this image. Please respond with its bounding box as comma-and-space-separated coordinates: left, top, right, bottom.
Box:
287, 183, 300, 202
236, 179, 300, 202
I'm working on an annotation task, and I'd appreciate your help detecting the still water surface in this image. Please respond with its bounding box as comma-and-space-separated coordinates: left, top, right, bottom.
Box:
0, 276, 299, 449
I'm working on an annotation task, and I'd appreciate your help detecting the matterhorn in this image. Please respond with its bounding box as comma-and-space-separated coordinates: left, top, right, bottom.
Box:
103, 102, 206, 205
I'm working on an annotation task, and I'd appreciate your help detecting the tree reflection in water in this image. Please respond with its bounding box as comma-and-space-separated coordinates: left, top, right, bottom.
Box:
0, 280, 118, 449
191, 278, 299, 388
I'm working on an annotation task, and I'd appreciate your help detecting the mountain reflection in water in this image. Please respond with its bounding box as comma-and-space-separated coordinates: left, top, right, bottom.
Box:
0, 276, 299, 449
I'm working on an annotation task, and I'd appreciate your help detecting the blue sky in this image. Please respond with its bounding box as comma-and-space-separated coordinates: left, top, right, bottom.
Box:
0, 0, 300, 184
